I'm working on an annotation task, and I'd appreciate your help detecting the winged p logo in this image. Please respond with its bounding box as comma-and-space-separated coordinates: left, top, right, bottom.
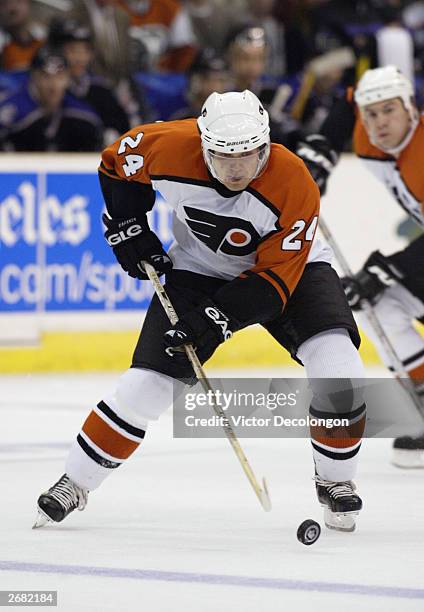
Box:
184, 206, 260, 256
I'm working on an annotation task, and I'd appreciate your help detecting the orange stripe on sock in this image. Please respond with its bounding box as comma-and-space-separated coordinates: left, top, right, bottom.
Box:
408, 362, 424, 382
311, 416, 366, 450
82, 410, 140, 460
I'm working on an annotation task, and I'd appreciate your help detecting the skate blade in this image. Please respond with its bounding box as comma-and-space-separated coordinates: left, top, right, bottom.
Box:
32, 509, 51, 529
392, 450, 424, 469
324, 508, 358, 532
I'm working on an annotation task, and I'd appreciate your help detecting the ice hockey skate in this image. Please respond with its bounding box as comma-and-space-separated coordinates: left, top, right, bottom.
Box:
315, 476, 362, 532
33, 474, 88, 529
392, 434, 424, 468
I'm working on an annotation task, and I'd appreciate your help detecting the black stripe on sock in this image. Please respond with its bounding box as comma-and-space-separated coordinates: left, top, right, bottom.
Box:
309, 403, 366, 422
97, 401, 146, 440
311, 441, 361, 461
77, 434, 121, 469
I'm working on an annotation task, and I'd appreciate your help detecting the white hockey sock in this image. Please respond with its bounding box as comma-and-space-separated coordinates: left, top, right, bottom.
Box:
297, 329, 366, 482
359, 284, 424, 402
66, 368, 175, 490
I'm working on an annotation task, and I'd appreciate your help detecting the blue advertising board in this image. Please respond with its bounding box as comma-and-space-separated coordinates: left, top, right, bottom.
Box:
0, 166, 173, 312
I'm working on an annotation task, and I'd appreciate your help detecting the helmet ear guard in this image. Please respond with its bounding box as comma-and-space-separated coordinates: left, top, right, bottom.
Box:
197, 90, 271, 181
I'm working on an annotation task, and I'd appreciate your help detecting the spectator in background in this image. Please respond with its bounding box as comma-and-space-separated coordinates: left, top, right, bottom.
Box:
236, 0, 286, 79
0, 0, 46, 71
169, 47, 230, 119
69, 0, 152, 126
227, 25, 270, 94
119, 0, 197, 71
0, 45, 103, 151
69, 0, 142, 82
49, 19, 130, 144
226, 25, 301, 149
184, 0, 241, 56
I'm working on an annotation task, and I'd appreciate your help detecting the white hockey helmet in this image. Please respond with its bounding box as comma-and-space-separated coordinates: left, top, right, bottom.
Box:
354, 65, 416, 118
197, 90, 271, 182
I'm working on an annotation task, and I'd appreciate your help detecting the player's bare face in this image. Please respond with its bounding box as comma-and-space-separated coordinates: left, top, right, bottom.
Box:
209, 149, 260, 190
362, 98, 411, 150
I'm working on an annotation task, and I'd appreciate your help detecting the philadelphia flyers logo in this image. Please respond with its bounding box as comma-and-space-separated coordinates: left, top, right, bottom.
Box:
184, 206, 260, 256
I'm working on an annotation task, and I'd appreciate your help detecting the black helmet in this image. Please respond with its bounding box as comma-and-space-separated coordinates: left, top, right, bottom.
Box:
189, 48, 228, 77
31, 45, 68, 74
225, 24, 267, 52
48, 19, 91, 47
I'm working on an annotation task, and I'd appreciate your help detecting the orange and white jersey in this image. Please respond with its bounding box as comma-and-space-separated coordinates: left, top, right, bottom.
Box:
353, 114, 424, 227
100, 119, 331, 306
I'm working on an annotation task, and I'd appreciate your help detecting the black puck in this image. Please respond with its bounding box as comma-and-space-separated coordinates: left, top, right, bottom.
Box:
297, 519, 321, 545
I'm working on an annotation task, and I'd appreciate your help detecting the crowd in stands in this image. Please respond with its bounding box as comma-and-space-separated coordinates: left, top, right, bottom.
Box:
0, 0, 422, 152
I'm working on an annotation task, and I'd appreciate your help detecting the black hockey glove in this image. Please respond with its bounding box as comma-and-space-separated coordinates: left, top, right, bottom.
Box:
103, 213, 172, 280
296, 134, 338, 196
341, 250, 404, 311
163, 299, 239, 358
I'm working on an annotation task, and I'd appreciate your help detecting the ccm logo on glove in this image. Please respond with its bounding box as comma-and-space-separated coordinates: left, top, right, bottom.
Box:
204, 306, 233, 341
163, 299, 238, 359
105, 218, 143, 246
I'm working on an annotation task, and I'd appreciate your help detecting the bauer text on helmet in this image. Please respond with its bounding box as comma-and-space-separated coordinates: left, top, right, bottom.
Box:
197, 90, 271, 191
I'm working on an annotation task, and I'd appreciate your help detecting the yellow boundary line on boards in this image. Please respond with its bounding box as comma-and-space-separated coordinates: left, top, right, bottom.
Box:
0, 326, 385, 373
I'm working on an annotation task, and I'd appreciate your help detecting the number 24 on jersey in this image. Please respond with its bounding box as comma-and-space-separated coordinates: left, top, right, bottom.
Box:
118, 132, 144, 177
282, 217, 318, 250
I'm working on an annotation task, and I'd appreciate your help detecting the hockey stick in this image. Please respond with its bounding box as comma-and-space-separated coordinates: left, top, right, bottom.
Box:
142, 261, 272, 511
319, 216, 424, 420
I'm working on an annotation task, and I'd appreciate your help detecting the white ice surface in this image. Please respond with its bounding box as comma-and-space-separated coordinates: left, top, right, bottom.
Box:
1, 369, 423, 612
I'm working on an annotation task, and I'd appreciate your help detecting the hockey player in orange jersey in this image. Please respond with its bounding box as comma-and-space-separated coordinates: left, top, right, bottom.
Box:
34, 90, 367, 532
297, 66, 424, 468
